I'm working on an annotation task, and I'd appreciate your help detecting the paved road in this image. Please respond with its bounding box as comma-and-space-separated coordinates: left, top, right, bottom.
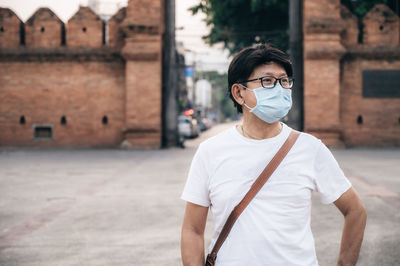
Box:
0, 122, 399, 265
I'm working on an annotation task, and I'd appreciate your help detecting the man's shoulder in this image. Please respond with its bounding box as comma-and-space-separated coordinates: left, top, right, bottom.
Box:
298, 130, 322, 146
290, 129, 324, 158
281, 124, 322, 148
198, 126, 236, 152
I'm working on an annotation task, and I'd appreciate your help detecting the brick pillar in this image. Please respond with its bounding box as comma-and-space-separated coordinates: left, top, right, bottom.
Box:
120, 0, 163, 148
303, 0, 346, 146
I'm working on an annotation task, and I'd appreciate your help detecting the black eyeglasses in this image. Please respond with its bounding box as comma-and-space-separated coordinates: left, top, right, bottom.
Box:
239, 76, 294, 89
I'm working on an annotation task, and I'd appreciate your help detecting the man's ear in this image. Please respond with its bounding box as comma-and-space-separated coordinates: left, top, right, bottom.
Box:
231, 84, 244, 105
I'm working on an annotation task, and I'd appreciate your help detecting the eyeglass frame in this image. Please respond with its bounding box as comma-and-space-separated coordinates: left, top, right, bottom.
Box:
238, 75, 295, 89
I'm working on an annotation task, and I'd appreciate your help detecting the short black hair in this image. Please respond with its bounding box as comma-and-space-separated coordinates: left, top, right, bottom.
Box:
227, 44, 293, 113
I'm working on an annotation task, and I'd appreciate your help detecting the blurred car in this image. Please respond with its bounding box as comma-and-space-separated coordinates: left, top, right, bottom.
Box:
178, 115, 199, 138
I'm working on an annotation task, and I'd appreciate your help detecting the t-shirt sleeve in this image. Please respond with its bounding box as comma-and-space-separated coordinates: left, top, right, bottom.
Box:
313, 141, 352, 204
181, 144, 211, 207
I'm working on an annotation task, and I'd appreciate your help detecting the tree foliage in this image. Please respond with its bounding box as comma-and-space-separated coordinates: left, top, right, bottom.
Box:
190, 0, 289, 55
190, 0, 399, 55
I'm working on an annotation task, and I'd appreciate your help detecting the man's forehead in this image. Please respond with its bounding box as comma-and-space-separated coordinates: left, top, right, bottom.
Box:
251, 70, 287, 78
259, 71, 287, 76
251, 63, 287, 77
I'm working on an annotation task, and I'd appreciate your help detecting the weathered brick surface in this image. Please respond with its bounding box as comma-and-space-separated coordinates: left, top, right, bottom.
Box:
303, 0, 345, 146
122, 33, 162, 148
119, 0, 164, 148
0, 8, 22, 48
304, 59, 343, 147
340, 58, 400, 146
303, 0, 340, 20
303, 0, 400, 147
0, 61, 125, 147
25, 8, 64, 47
340, 5, 358, 46
0, 0, 165, 148
125, 0, 162, 28
304, 59, 341, 129
363, 4, 399, 46
67, 7, 103, 48
108, 7, 126, 48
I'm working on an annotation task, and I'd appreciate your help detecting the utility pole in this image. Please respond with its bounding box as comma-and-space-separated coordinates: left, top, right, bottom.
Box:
288, 0, 304, 131
162, 0, 179, 147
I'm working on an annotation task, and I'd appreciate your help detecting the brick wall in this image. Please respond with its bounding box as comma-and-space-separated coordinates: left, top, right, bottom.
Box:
363, 4, 399, 46
340, 5, 358, 46
0, 61, 125, 147
303, 0, 400, 147
126, 0, 162, 28
25, 8, 64, 47
341, 58, 400, 146
66, 7, 103, 48
108, 7, 126, 48
0, 8, 22, 47
0, 0, 164, 148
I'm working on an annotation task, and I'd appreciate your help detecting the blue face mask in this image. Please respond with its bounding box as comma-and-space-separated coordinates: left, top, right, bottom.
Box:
241, 83, 292, 124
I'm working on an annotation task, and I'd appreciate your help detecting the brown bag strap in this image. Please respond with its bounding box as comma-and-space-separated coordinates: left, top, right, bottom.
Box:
205, 130, 301, 266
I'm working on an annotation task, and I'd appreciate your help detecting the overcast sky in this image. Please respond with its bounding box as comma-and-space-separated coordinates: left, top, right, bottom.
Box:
0, 0, 84, 22
175, 0, 230, 72
0, 0, 230, 73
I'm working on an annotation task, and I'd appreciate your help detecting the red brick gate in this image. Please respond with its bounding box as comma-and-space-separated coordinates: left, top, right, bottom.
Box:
303, 0, 400, 146
0, 0, 164, 148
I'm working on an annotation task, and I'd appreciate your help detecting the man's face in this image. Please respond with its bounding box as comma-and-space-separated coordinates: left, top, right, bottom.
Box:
241, 62, 288, 109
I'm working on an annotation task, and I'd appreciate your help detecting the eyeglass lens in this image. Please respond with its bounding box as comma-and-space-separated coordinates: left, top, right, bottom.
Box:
261, 77, 293, 89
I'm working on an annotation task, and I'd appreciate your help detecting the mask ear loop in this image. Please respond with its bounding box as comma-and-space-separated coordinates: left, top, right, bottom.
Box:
239, 84, 256, 111
239, 83, 255, 92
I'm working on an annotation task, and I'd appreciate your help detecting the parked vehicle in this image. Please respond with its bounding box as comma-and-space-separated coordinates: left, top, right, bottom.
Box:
178, 115, 199, 138
197, 117, 212, 132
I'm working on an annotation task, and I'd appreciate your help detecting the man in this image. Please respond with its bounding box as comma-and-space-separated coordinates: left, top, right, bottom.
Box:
181, 44, 367, 266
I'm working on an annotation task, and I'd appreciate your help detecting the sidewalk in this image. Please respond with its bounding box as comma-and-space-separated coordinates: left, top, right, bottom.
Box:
0, 122, 399, 265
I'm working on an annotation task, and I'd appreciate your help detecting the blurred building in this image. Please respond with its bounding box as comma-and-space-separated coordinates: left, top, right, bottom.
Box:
195, 79, 212, 116
0, 0, 164, 148
176, 41, 188, 110
303, 0, 400, 146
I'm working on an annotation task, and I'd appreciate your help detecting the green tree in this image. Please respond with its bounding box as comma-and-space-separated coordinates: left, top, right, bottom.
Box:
190, 0, 289, 55
191, 0, 399, 55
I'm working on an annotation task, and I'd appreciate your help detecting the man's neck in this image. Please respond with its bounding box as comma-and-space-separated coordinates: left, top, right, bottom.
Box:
242, 112, 282, 140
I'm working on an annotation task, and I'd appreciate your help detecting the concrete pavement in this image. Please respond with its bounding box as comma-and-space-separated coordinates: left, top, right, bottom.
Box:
0, 122, 399, 265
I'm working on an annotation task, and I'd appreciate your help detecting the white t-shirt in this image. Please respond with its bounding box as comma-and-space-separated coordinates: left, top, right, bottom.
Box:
181, 123, 351, 266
